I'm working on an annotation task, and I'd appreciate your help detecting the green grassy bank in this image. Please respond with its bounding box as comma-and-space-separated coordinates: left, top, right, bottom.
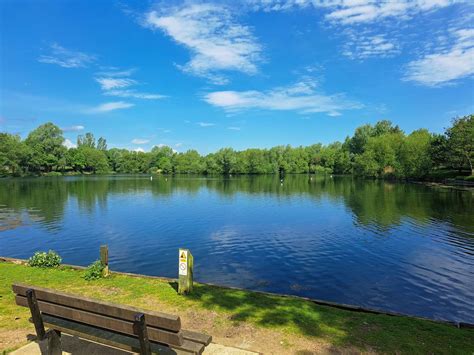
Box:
0, 261, 472, 354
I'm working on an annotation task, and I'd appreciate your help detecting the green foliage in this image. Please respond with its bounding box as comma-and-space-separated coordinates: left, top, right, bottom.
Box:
2, 116, 473, 179
24, 123, 66, 173
83, 260, 105, 281
0, 133, 29, 176
28, 250, 62, 268
446, 115, 473, 174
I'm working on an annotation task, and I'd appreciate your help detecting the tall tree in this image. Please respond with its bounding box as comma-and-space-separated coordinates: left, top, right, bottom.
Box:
97, 137, 107, 151
25, 122, 66, 173
0, 133, 29, 176
446, 115, 473, 175
77, 132, 95, 148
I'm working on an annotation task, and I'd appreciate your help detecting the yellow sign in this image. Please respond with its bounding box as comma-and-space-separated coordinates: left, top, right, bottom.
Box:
179, 249, 188, 276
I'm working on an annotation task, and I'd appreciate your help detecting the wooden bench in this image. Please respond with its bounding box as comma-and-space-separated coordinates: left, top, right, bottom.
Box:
13, 283, 211, 354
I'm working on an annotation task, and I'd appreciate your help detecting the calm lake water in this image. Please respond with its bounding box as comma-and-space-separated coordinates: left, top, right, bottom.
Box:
0, 175, 473, 323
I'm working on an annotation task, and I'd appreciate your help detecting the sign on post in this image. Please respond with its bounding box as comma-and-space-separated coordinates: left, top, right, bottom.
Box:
178, 248, 193, 294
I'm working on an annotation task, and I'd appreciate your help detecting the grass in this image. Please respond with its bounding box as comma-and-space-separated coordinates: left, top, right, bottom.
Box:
0, 261, 473, 354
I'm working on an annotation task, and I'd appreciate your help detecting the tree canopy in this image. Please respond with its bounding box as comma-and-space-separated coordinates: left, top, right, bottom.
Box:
1, 115, 472, 178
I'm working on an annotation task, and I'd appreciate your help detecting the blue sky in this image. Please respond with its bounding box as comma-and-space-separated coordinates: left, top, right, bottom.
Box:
1, 0, 473, 154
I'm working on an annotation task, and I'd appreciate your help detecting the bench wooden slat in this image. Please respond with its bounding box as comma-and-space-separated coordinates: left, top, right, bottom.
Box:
13, 283, 181, 332
16, 295, 183, 346
181, 330, 212, 346
40, 314, 203, 355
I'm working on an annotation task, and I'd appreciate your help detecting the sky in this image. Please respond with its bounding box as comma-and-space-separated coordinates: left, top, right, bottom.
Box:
0, 0, 473, 154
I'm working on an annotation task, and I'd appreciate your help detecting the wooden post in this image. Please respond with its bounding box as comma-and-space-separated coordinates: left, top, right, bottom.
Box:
100, 245, 109, 277
46, 329, 62, 355
133, 313, 151, 355
178, 248, 193, 295
26, 289, 46, 340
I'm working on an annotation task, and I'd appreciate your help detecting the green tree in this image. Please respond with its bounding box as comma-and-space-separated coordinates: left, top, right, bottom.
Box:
430, 134, 449, 169
0, 133, 29, 176
354, 132, 404, 177
214, 148, 237, 174
80, 147, 109, 173
446, 115, 473, 175
174, 150, 204, 174
399, 129, 432, 178
25, 122, 66, 173
77, 132, 96, 148
97, 137, 107, 151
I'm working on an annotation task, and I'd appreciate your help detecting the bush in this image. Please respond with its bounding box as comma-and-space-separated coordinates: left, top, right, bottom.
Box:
42, 171, 63, 177
28, 250, 62, 268
464, 175, 474, 182
83, 260, 105, 281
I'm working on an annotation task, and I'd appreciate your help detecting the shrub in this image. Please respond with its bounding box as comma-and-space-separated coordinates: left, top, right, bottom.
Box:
28, 250, 62, 268
42, 171, 63, 177
83, 260, 105, 281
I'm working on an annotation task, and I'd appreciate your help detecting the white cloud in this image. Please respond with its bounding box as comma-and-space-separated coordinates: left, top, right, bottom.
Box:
204, 79, 362, 116
62, 125, 84, 132
133, 147, 145, 153
323, 1, 453, 25
227, 126, 241, 130
63, 139, 76, 149
248, 0, 456, 24
104, 90, 166, 100
175, 142, 183, 147
96, 68, 136, 77
197, 122, 216, 127
403, 28, 474, 86
87, 101, 134, 113
144, 3, 262, 83
95, 77, 137, 90
131, 138, 150, 144
343, 34, 400, 59
95, 69, 166, 100
38, 43, 95, 68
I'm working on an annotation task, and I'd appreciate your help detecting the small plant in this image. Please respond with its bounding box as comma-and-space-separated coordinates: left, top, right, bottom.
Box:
83, 260, 105, 281
28, 250, 62, 268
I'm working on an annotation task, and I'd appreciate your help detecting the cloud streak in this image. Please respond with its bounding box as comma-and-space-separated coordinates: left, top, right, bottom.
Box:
95, 68, 166, 100
131, 138, 150, 144
87, 101, 134, 113
248, 0, 456, 24
204, 80, 362, 116
38, 43, 95, 68
197, 122, 215, 127
62, 125, 84, 132
343, 34, 400, 59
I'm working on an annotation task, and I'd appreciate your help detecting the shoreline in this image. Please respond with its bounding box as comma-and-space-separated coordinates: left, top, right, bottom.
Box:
1, 256, 472, 329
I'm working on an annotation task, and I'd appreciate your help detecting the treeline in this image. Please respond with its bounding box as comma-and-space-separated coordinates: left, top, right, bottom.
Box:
0, 116, 472, 179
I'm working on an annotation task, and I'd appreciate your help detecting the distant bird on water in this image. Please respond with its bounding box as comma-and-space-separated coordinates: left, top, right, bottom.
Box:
150, 176, 153, 181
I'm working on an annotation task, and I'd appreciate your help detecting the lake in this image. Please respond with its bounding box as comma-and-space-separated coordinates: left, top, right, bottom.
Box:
0, 175, 473, 323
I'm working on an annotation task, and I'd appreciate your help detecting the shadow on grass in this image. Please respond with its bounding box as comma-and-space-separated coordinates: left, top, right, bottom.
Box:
166, 282, 474, 353
182, 283, 349, 340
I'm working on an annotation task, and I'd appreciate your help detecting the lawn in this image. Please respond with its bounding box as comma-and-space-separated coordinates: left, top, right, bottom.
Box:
0, 261, 472, 354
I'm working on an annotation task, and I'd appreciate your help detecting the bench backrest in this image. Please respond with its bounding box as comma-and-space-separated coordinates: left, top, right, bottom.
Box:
13, 283, 184, 347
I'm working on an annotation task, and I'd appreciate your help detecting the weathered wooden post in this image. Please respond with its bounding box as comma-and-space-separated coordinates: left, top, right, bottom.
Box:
100, 245, 109, 277
178, 248, 193, 295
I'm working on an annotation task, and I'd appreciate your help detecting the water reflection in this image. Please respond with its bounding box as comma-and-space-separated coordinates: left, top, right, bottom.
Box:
1, 175, 472, 234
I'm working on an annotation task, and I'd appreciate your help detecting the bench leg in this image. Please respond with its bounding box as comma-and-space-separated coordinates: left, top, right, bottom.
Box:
46, 329, 61, 355
26, 289, 46, 340
133, 313, 151, 355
